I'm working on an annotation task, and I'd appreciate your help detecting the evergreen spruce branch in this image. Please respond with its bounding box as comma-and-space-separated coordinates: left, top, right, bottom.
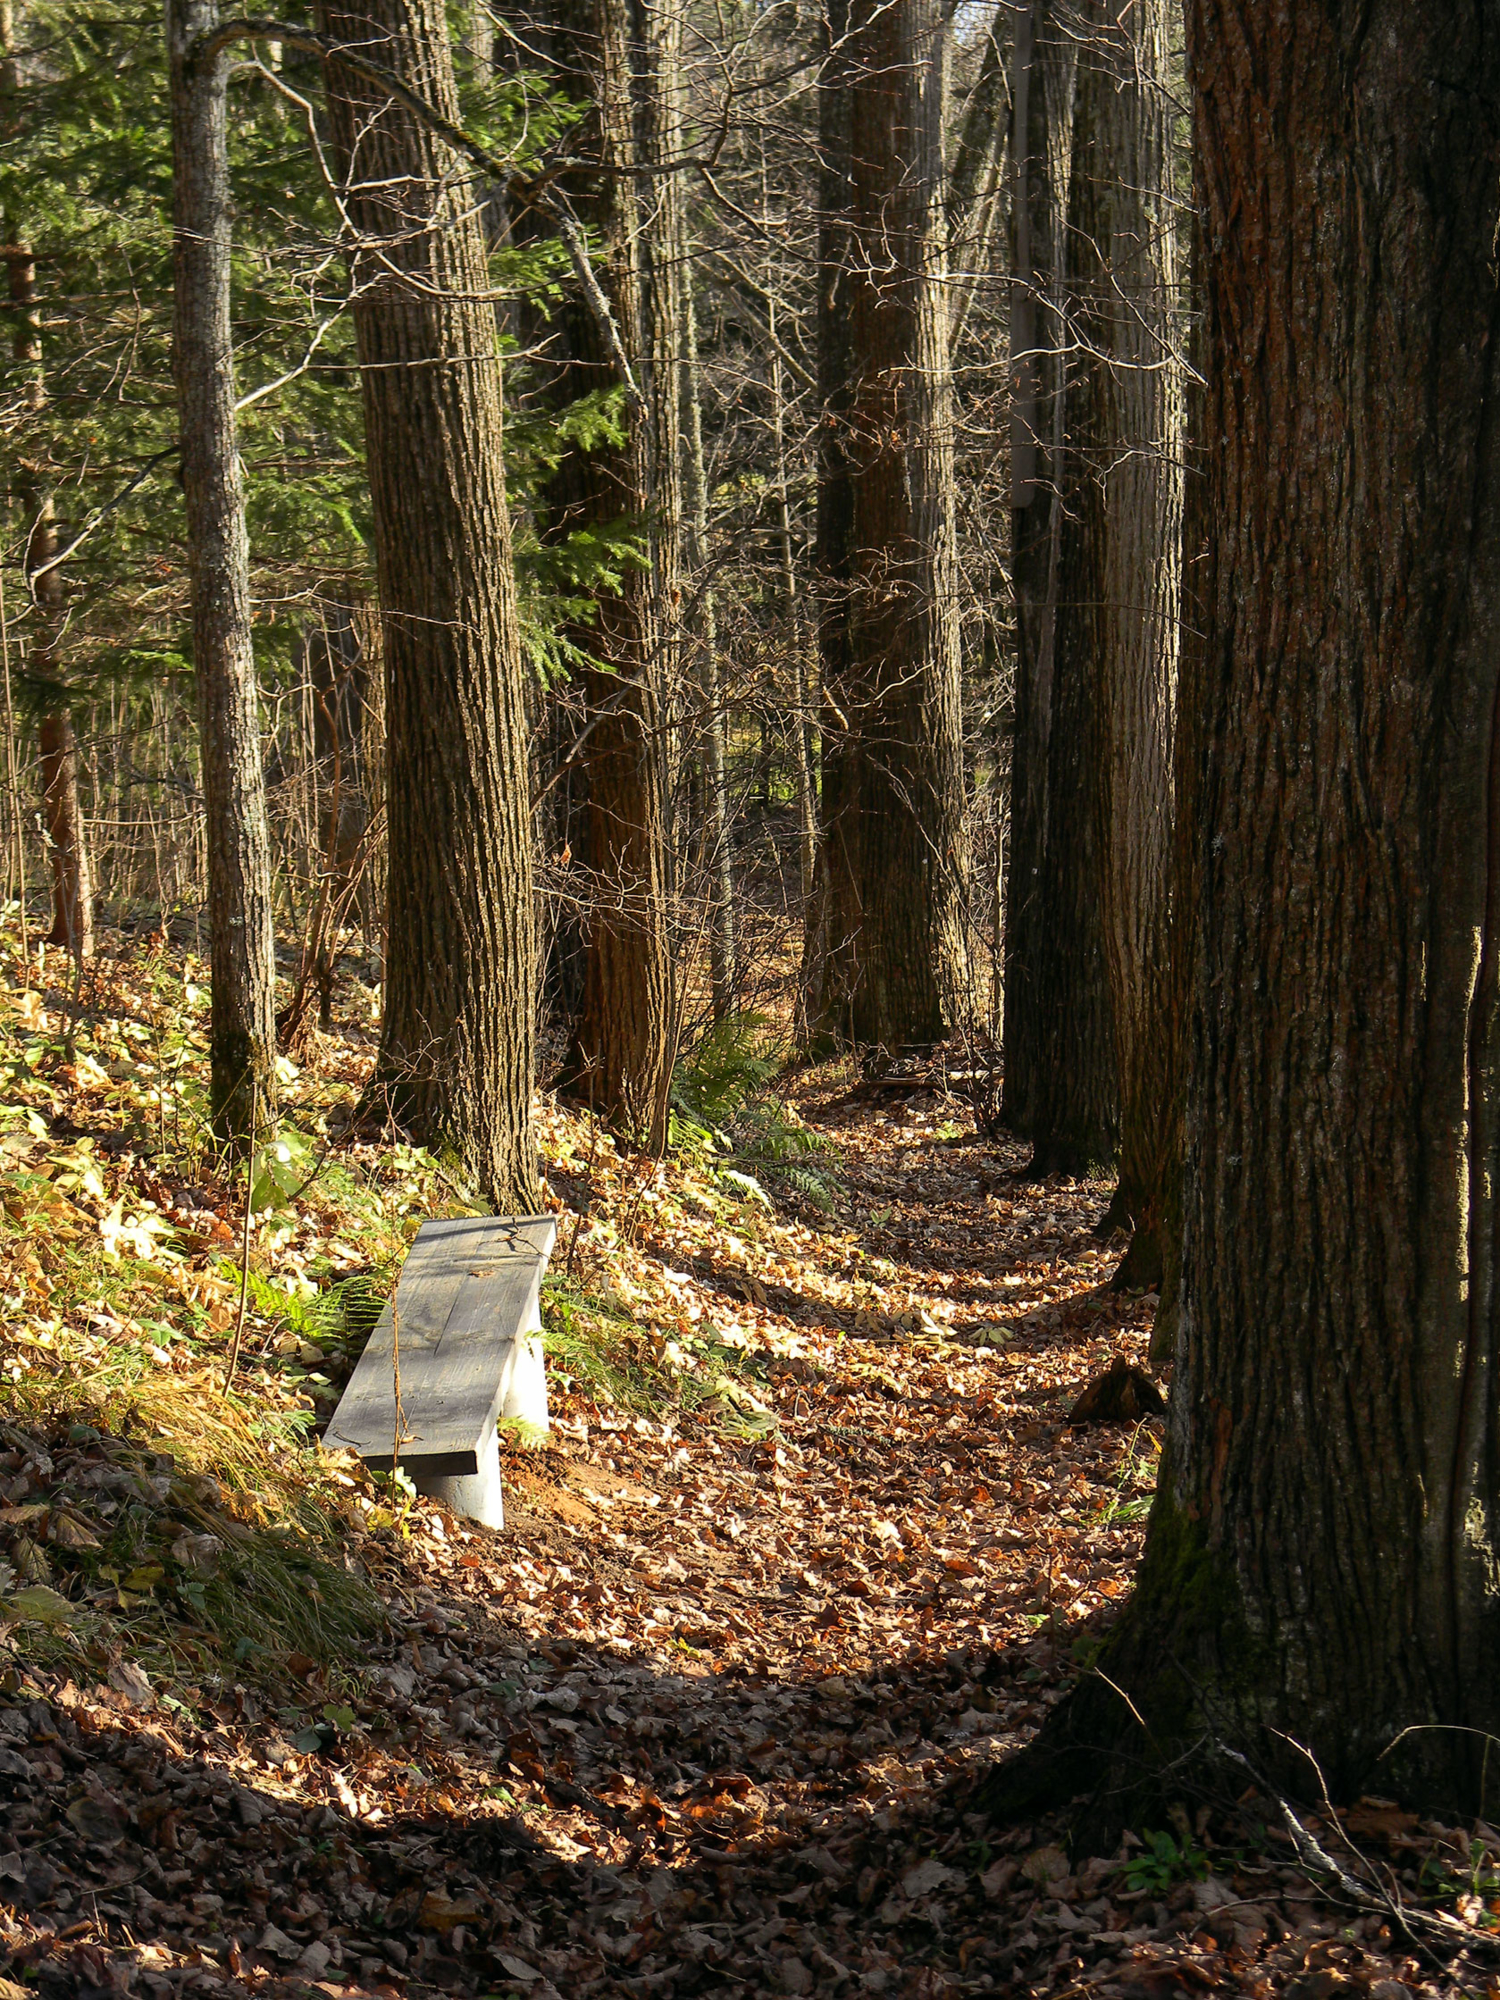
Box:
191, 18, 733, 185
531, 190, 641, 414
192, 20, 671, 409
26, 447, 179, 588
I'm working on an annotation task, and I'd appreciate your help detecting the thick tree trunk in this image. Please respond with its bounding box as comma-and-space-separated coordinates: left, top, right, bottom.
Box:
1003, 0, 1111, 1165
811, 0, 968, 1057
166, 0, 278, 1143
1070, 0, 1182, 1256
549, 0, 675, 1146
319, 0, 540, 1210
990, 0, 1500, 1825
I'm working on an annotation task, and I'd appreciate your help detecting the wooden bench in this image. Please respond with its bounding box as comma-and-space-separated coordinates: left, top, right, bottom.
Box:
324, 1214, 556, 1528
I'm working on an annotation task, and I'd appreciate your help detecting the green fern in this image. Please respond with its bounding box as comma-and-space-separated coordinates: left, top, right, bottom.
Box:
671, 1015, 842, 1211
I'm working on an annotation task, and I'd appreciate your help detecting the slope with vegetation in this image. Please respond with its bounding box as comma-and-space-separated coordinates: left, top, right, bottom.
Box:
1, 923, 1497, 1999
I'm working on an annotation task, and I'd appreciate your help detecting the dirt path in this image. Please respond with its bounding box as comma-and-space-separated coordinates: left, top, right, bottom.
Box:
0, 1075, 1471, 1998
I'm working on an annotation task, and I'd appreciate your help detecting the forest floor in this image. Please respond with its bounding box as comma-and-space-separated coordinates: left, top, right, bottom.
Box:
0, 922, 1497, 2000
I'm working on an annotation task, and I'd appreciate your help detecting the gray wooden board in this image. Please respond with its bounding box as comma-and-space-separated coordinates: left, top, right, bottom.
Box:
325, 1215, 556, 1475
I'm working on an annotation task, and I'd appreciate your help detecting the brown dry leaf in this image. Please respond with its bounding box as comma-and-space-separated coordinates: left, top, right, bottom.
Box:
0, 949, 1463, 2000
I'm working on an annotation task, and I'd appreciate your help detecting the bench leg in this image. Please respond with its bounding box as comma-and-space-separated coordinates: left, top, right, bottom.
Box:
501, 1332, 549, 1433
412, 1425, 504, 1529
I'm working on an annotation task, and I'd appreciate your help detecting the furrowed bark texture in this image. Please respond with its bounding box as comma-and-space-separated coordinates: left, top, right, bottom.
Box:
812, 0, 968, 1055
167, 0, 278, 1142
1003, 0, 1118, 1174
320, 0, 539, 1210
993, 0, 1500, 1821
1071, 0, 1181, 1258
547, 0, 674, 1146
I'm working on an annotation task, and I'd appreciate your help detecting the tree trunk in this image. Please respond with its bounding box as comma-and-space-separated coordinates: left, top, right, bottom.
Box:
548, 0, 675, 1146
3, 4, 94, 964
991, 0, 1500, 1825
37, 710, 91, 960
635, 0, 683, 1140
811, 0, 968, 1057
166, 0, 278, 1143
1005, 0, 1117, 1175
766, 253, 818, 943
682, 272, 737, 1022
1071, 0, 1182, 1255
319, 0, 540, 1211
803, 0, 856, 1045
1149, 191, 1207, 1368
1004, 2, 1120, 1179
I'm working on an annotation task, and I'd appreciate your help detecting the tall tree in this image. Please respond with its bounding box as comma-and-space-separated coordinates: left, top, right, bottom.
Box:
548, 0, 678, 1147
681, 270, 737, 1022
319, 0, 540, 1210
810, 0, 968, 1055
992, 0, 1500, 1821
803, 0, 854, 1036
1067, 0, 1182, 1259
1002, 0, 1119, 1177
166, 0, 279, 1140
2, 0, 93, 962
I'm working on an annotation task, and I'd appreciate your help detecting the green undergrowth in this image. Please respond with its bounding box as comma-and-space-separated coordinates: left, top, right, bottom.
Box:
0, 930, 820, 1708
0, 928, 475, 1701
671, 1012, 842, 1212
541, 1273, 781, 1437
0, 1400, 383, 1693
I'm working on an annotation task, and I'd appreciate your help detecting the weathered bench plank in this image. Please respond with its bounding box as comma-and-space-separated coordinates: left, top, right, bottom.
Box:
324, 1215, 556, 1527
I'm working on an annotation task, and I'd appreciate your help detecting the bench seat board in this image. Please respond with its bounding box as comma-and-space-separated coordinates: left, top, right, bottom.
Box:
325, 1215, 557, 1475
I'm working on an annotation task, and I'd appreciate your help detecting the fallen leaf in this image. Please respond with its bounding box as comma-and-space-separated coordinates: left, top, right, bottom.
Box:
66, 1796, 125, 1847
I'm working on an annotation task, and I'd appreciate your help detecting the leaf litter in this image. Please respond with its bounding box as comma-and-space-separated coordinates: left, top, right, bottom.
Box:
0, 928, 1496, 1999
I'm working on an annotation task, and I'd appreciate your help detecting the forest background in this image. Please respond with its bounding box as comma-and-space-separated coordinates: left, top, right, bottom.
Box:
4, 0, 1500, 1991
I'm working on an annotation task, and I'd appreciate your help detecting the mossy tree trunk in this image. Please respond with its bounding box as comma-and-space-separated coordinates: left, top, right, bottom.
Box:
991, 0, 1500, 1825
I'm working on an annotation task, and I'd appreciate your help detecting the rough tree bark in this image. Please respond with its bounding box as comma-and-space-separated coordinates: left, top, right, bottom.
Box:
166, 0, 279, 1142
1003, 0, 1118, 1177
36, 708, 91, 961
811, 0, 968, 1056
989, 0, 1500, 1824
1148, 208, 1207, 1370
1068, 0, 1182, 1261
803, 0, 855, 1042
319, 0, 540, 1210
544, 0, 676, 1146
